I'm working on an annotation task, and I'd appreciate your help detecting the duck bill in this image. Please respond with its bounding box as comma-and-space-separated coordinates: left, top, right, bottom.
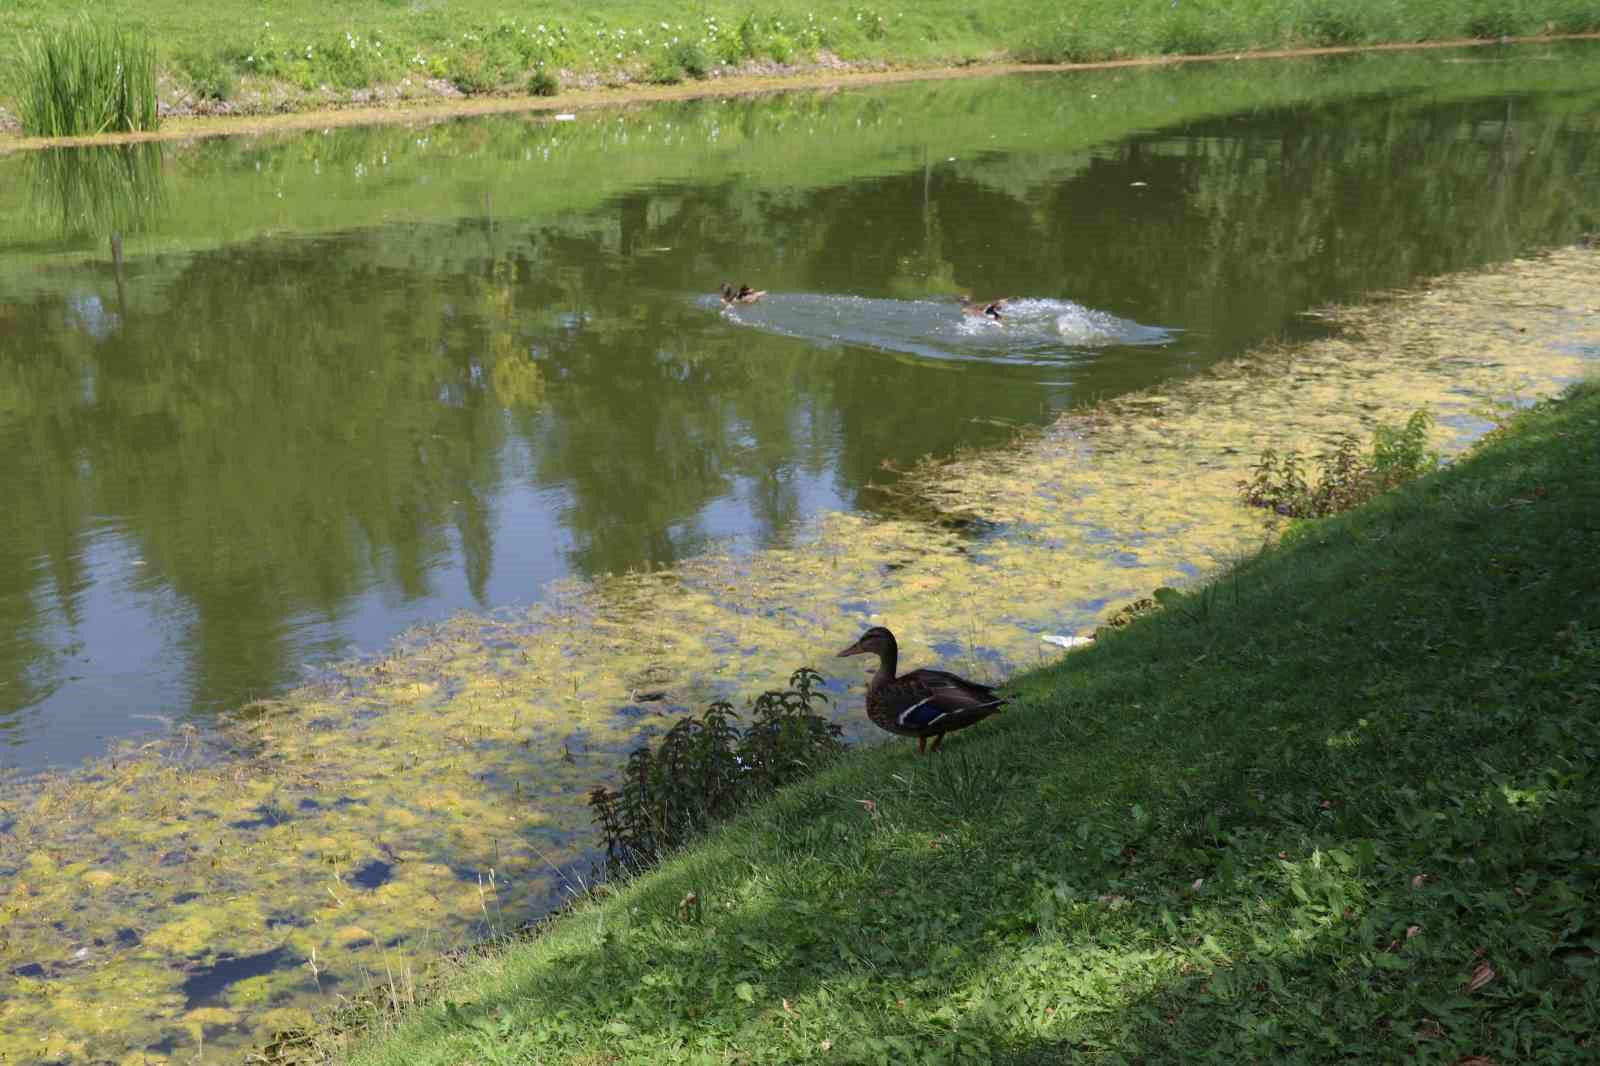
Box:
836, 640, 866, 657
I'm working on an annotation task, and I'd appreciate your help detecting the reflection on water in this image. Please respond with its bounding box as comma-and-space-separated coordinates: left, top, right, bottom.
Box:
0, 44, 1598, 768
713, 293, 1174, 363
0, 41, 1597, 1060
25, 142, 167, 239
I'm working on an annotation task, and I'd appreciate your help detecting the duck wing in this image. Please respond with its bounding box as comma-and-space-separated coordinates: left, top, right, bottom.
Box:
883, 668, 1005, 730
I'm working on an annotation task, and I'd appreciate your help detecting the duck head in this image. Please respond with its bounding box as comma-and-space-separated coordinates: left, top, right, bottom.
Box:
837, 626, 897, 659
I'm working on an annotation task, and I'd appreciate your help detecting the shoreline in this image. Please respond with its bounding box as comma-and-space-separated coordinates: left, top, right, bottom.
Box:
2, 31, 1596, 153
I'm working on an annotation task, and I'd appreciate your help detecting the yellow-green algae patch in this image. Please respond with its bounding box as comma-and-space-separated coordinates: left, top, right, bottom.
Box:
0, 247, 1593, 1062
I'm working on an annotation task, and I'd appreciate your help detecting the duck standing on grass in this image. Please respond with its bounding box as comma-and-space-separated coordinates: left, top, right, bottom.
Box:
720, 281, 767, 306
837, 626, 1006, 754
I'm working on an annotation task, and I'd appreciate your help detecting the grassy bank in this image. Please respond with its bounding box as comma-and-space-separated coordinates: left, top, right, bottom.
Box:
326, 379, 1600, 1063
3, 0, 1600, 128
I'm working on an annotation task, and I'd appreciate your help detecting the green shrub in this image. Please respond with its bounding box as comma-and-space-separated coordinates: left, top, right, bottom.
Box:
179, 51, 238, 102
738, 13, 763, 58
643, 39, 711, 84
1299, 2, 1371, 45
1466, 5, 1523, 38
18, 20, 159, 136
1240, 410, 1439, 518
1012, 17, 1131, 63
446, 51, 497, 94
854, 6, 890, 41
589, 668, 843, 874
1158, 11, 1226, 54
644, 55, 684, 84
526, 67, 559, 96
1549, 1, 1600, 31
766, 33, 796, 63
668, 39, 710, 78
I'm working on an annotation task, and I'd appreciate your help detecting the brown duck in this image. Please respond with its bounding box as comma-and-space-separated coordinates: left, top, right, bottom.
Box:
961, 298, 1008, 322
837, 626, 1005, 753
720, 281, 767, 305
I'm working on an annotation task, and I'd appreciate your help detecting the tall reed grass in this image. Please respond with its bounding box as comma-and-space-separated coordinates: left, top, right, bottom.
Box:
19, 20, 159, 136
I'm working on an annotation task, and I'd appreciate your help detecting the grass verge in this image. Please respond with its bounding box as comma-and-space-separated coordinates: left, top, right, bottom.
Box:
2, 0, 1600, 130
325, 381, 1600, 1063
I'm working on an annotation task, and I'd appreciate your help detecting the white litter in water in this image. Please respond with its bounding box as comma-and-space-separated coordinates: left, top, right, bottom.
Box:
554, 113, 577, 121
1041, 634, 1095, 649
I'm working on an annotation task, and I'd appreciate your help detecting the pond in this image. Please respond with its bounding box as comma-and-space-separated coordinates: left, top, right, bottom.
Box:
0, 41, 1597, 1061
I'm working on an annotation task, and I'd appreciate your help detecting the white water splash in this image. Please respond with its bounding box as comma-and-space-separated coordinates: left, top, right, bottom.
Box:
701, 293, 1174, 366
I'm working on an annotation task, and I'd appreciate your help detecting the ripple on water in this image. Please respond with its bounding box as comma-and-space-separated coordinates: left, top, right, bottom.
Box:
702, 293, 1174, 366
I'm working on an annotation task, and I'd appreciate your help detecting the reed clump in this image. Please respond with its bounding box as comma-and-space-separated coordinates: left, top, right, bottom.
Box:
19, 20, 159, 136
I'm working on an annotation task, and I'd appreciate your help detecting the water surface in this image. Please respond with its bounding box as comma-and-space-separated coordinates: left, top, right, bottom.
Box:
1, 44, 1599, 1061
0, 47, 1597, 770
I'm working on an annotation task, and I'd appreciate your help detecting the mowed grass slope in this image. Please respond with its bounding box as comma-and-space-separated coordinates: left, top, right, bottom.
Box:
4, 0, 1600, 118
334, 384, 1600, 1065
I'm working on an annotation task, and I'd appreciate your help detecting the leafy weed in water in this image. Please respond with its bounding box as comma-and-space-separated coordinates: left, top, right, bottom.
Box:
589, 668, 842, 873
1241, 409, 1439, 518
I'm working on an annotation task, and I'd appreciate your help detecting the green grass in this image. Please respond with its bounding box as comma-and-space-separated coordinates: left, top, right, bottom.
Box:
2, 0, 1600, 120
15, 18, 158, 135
329, 382, 1600, 1063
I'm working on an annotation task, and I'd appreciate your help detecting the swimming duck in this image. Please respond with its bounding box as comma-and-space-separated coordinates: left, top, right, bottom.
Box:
961, 298, 1008, 322
720, 281, 767, 305
837, 626, 1006, 753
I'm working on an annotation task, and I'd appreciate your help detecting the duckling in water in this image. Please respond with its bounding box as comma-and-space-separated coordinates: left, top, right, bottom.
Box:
720, 281, 767, 305
961, 298, 1008, 323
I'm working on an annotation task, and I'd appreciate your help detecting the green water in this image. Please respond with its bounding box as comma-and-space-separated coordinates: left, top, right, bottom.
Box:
3, 45, 1599, 769
0, 48, 1597, 769
0, 43, 1597, 1062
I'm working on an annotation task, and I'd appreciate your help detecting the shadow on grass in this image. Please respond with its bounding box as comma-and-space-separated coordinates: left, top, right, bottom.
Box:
347, 384, 1600, 1063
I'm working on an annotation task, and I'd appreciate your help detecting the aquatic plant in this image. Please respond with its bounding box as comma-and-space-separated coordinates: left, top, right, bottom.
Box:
1240, 410, 1439, 518
18, 19, 158, 136
590, 668, 842, 872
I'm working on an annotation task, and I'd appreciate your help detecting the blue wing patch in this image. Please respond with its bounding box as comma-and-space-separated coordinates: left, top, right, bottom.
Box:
897, 698, 950, 729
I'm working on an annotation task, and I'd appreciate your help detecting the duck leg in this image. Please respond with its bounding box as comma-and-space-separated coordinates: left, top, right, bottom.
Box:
930, 733, 945, 754
917, 736, 927, 755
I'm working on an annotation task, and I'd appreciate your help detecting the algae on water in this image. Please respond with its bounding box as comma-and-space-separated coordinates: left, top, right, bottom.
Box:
0, 247, 1595, 1060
